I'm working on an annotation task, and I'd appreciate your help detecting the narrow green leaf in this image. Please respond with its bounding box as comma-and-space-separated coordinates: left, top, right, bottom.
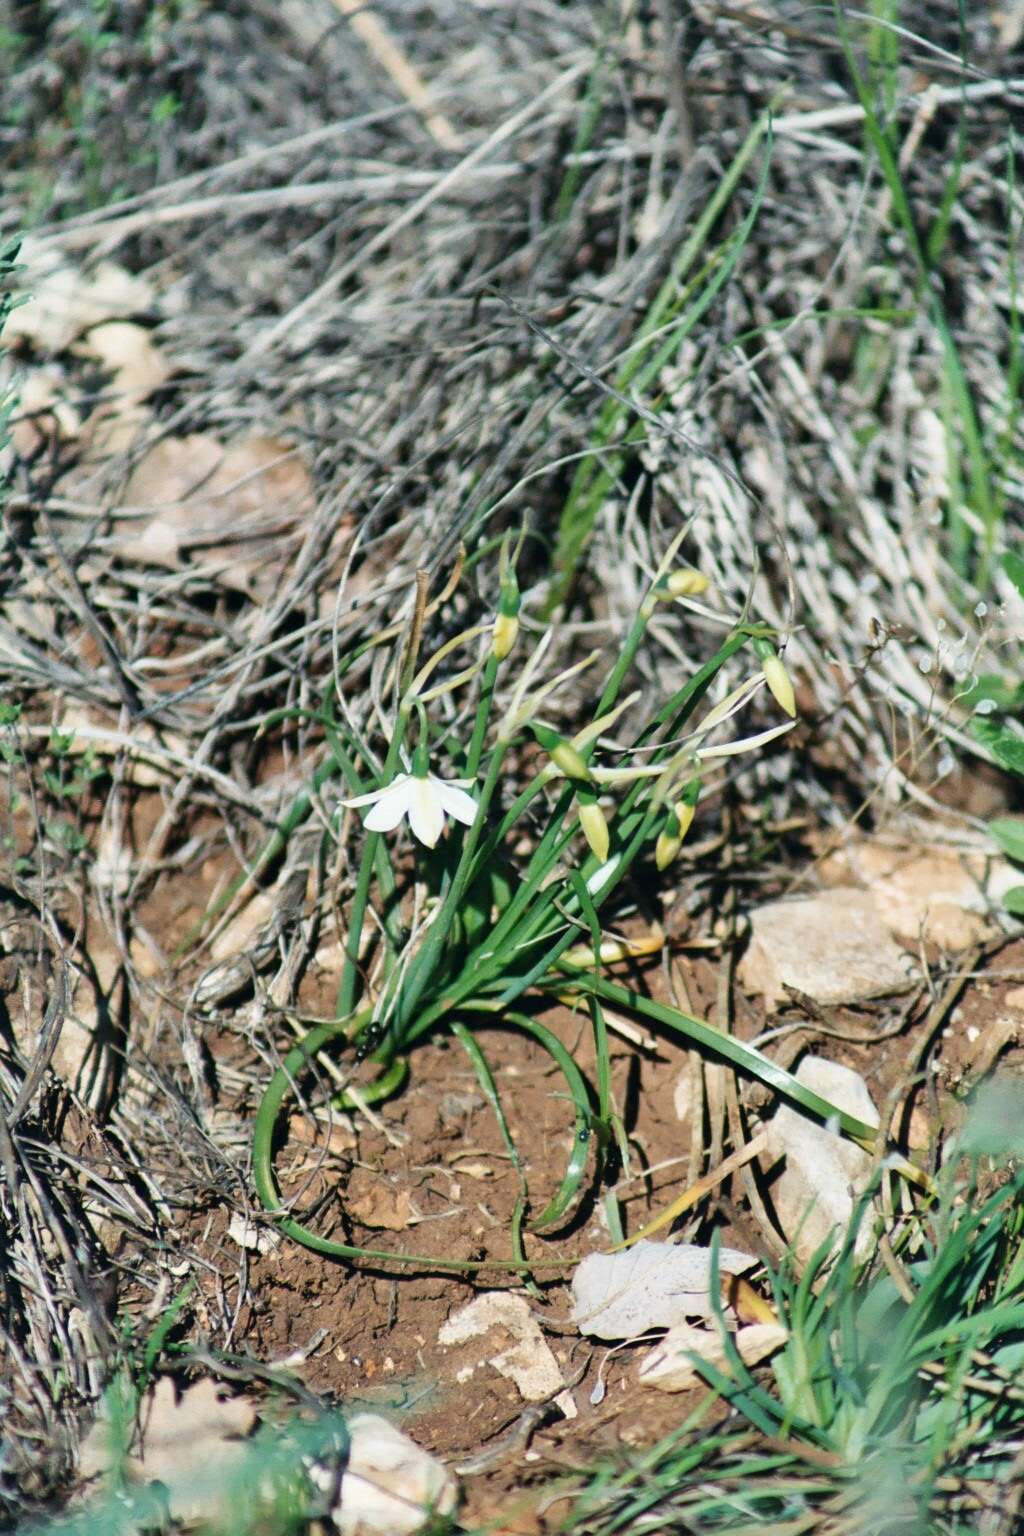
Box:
989, 818, 1024, 864
1002, 549, 1024, 599
974, 718, 1024, 778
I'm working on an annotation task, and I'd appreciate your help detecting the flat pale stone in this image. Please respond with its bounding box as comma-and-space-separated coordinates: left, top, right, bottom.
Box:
739, 888, 915, 1007
439, 1293, 573, 1414
767, 1057, 880, 1266
337, 1415, 457, 1535
819, 837, 1017, 948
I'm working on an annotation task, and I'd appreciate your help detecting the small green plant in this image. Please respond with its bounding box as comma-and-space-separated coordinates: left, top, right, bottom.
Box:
43, 728, 104, 805
836, 3, 1007, 588
557, 1086, 1024, 1535
245, 531, 891, 1273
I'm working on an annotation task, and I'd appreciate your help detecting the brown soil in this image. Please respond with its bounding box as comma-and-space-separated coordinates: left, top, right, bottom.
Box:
113, 848, 1024, 1530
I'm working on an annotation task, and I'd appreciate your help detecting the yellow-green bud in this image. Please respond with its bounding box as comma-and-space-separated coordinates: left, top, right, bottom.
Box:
663, 568, 710, 598
674, 797, 696, 840
562, 928, 665, 969
654, 795, 697, 870
554, 740, 589, 780
761, 652, 796, 718
578, 798, 610, 864
532, 722, 590, 781
492, 611, 519, 660
655, 830, 681, 871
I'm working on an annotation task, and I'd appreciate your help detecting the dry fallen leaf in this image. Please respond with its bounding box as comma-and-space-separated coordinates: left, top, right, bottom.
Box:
7, 242, 154, 353
82, 320, 170, 399
116, 433, 313, 589
349, 1182, 414, 1231
638, 1321, 788, 1392
571, 1241, 759, 1340
449, 1158, 495, 1180
7, 366, 81, 461
79, 320, 171, 455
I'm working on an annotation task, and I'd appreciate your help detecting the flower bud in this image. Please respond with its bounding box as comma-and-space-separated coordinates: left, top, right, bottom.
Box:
562, 927, 664, 969
655, 829, 681, 871
562, 937, 635, 969
654, 791, 697, 870
673, 795, 697, 840
577, 797, 610, 864
754, 640, 796, 719
532, 722, 590, 781
492, 610, 519, 660
663, 568, 710, 598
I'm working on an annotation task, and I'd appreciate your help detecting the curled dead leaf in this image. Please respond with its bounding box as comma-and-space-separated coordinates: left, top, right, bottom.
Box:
571, 1241, 759, 1340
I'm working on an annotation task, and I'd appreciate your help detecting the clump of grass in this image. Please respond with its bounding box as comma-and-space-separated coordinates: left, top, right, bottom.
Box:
835, 4, 1004, 591
547, 106, 776, 610
551, 1088, 1024, 1536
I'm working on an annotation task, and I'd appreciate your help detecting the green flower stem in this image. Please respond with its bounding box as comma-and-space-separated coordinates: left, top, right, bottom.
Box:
465, 653, 499, 777
503, 1010, 592, 1230
336, 710, 410, 1017
593, 603, 651, 726
467, 774, 556, 884
324, 718, 401, 961
475, 783, 578, 949
392, 740, 511, 1036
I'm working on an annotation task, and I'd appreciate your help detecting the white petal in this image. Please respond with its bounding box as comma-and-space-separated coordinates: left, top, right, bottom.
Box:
406, 778, 444, 847
586, 854, 620, 895
342, 773, 411, 810
362, 780, 414, 832
435, 779, 478, 827
695, 720, 796, 760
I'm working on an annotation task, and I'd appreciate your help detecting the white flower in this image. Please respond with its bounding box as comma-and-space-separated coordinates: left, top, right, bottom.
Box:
343, 772, 478, 848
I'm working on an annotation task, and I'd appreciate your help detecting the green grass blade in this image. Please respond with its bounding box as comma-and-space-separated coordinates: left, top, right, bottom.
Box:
504, 1011, 593, 1231
570, 973, 880, 1145
548, 108, 774, 604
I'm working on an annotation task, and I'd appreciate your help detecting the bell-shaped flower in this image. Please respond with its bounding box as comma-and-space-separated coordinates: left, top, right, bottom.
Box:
343, 770, 478, 848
